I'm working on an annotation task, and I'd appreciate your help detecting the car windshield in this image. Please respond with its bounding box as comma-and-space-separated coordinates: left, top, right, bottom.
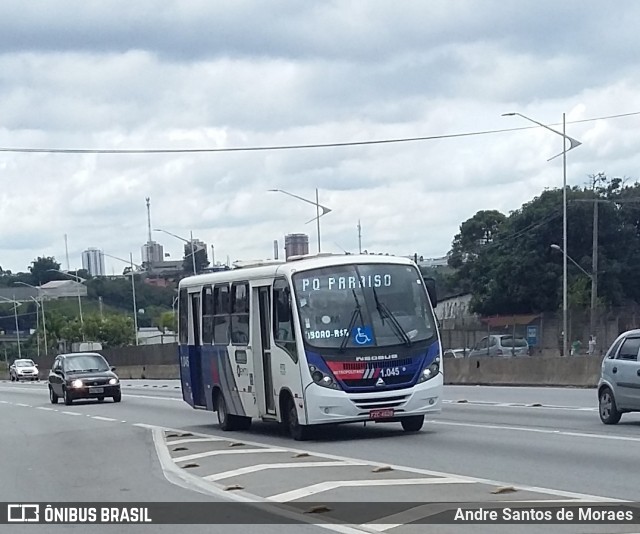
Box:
501, 337, 528, 348
292, 263, 436, 351
15, 360, 35, 367
63, 355, 109, 373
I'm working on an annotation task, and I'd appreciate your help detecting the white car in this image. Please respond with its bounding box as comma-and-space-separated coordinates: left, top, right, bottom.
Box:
9, 359, 39, 381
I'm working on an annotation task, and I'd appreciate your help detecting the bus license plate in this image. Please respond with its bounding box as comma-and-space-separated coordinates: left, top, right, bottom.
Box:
369, 409, 394, 420
90, 387, 104, 394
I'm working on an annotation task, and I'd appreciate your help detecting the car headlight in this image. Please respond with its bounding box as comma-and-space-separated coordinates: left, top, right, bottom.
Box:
108, 378, 118, 385
71, 379, 84, 389
418, 357, 440, 383
308, 365, 340, 390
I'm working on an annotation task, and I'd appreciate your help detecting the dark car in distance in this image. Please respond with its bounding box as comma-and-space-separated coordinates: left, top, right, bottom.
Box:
48, 352, 121, 405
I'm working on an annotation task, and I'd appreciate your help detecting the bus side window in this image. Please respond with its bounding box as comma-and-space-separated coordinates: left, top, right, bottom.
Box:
178, 288, 189, 345
231, 282, 250, 345
213, 284, 230, 345
273, 279, 297, 362
202, 286, 214, 344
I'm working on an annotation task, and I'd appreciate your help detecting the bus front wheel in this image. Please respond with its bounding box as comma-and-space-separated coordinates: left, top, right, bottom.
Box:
286, 398, 311, 441
401, 415, 424, 432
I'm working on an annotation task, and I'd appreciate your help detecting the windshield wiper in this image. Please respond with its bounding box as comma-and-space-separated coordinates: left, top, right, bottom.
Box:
371, 285, 412, 346
339, 289, 364, 352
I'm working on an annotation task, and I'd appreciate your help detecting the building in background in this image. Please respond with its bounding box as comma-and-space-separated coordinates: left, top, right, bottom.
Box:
142, 240, 165, 265
82, 248, 105, 277
284, 233, 309, 259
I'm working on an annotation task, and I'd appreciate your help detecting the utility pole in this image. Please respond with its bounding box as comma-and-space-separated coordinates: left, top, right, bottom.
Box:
590, 198, 598, 344
357, 220, 362, 254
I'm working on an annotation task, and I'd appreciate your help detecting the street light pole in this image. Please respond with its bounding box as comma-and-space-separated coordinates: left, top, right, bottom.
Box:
48, 269, 86, 341
13, 300, 21, 358
315, 188, 321, 253
190, 230, 197, 275
154, 228, 201, 275
130, 253, 139, 346
0, 296, 21, 358
102, 251, 142, 346
14, 281, 48, 356
30, 297, 40, 358
268, 188, 332, 254
503, 112, 582, 358
551, 243, 595, 352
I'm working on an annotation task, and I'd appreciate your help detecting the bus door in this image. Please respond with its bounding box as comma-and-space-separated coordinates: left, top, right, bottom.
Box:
189, 291, 206, 408
254, 285, 276, 415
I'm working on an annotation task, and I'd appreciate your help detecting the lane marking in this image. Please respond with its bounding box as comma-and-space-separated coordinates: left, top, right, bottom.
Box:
168, 437, 226, 446
15, 403, 31, 407
203, 461, 363, 482
147, 423, 625, 503
122, 393, 182, 402
61, 411, 82, 416
92, 416, 118, 422
0, 400, 10, 404
442, 400, 598, 412
430, 420, 640, 443
36, 407, 55, 411
0, 386, 182, 403
269, 477, 475, 503
149, 427, 374, 534
174, 448, 286, 463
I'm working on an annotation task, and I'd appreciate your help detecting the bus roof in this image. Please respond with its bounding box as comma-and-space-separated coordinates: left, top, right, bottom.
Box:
179, 254, 416, 288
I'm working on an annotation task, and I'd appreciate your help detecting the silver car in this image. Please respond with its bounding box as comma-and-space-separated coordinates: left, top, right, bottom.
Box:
598, 330, 640, 424
468, 335, 529, 358
9, 359, 39, 381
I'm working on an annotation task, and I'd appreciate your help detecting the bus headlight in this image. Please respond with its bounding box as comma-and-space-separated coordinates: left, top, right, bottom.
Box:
418, 357, 440, 383
309, 365, 340, 390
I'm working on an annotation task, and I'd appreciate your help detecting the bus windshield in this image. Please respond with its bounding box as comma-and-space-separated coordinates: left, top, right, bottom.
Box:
292, 263, 436, 350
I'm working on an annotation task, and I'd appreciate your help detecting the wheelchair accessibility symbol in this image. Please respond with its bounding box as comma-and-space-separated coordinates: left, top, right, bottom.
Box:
353, 326, 374, 346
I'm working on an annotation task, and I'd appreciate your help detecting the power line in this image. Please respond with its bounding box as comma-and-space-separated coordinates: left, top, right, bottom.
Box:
0, 110, 638, 155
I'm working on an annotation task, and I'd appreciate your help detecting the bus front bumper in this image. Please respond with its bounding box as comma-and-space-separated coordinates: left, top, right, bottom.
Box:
303, 373, 443, 425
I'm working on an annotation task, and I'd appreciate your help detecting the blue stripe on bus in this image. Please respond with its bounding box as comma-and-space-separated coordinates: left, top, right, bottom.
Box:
179, 343, 245, 416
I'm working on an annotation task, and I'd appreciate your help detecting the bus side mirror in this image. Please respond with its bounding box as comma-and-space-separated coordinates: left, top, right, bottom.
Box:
424, 277, 437, 308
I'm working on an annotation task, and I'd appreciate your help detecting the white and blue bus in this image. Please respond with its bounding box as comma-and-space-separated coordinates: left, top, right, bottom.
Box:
178, 254, 443, 440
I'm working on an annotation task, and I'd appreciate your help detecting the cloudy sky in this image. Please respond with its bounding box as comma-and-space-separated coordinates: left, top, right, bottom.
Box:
1, 1, 640, 274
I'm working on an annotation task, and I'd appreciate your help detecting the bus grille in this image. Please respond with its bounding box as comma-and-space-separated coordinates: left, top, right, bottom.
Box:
341, 358, 412, 370
349, 394, 410, 410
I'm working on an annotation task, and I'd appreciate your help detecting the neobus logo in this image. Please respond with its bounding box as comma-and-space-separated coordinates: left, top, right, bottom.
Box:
355, 354, 398, 362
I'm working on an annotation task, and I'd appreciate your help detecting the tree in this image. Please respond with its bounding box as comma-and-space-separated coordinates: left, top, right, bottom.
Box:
29, 257, 63, 284
41, 312, 135, 348
450, 175, 637, 316
157, 311, 177, 333
448, 210, 507, 269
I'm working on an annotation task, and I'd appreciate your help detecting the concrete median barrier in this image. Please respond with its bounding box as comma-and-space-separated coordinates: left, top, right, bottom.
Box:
443, 355, 603, 387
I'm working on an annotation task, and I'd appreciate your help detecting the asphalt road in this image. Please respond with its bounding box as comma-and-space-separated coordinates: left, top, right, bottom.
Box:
1, 380, 639, 533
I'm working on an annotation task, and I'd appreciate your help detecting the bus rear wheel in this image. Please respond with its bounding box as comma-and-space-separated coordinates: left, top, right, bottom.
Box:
216, 392, 251, 431
401, 415, 424, 432
217, 393, 234, 431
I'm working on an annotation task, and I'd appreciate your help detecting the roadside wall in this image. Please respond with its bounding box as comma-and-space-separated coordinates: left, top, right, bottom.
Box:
1, 344, 603, 387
